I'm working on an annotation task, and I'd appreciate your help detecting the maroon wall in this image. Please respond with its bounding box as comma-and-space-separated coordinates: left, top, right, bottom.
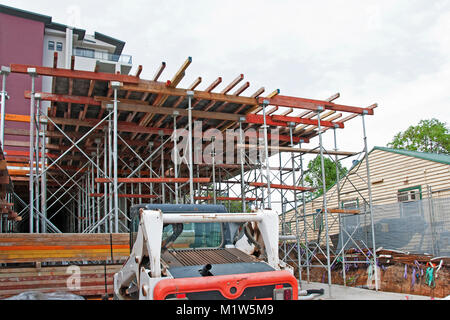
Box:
0, 12, 44, 152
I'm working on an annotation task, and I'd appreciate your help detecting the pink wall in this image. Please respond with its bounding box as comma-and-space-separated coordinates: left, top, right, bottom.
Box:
0, 12, 44, 151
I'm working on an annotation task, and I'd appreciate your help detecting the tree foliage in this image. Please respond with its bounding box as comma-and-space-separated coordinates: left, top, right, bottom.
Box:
304, 155, 348, 197
387, 119, 450, 154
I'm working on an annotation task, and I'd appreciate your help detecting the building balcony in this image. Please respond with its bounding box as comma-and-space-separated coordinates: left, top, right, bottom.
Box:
73, 47, 132, 65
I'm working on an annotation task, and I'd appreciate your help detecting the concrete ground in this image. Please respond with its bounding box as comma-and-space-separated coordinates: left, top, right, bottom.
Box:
299, 281, 437, 300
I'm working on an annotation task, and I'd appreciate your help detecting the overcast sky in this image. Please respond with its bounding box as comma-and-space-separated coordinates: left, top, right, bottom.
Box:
3, 0, 450, 162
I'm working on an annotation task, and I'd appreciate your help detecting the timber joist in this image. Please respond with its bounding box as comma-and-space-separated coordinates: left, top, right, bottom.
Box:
194, 196, 261, 202
258, 95, 376, 115
95, 177, 211, 184
318, 208, 361, 215
10, 64, 139, 84
89, 193, 158, 199
249, 182, 315, 192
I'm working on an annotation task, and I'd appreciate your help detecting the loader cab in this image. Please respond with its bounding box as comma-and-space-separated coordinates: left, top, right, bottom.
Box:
118, 205, 299, 300
129, 204, 235, 250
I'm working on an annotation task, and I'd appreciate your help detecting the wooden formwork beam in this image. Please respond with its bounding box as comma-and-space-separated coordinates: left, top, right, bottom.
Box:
249, 182, 315, 192
10, 64, 139, 84
247, 113, 344, 128
194, 196, 260, 202
258, 95, 375, 115
237, 144, 357, 156
25, 91, 100, 106
95, 177, 211, 184
89, 193, 158, 199
153, 62, 166, 81
326, 208, 360, 215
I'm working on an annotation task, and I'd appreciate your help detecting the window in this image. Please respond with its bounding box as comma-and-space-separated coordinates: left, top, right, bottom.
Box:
162, 223, 222, 249
56, 42, 63, 52
341, 198, 359, 210
313, 209, 323, 231
74, 47, 95, 58
129, 216, 222, 249
280, 222, 292, 234
48, 41, 55, 50
397, 186, 422, 203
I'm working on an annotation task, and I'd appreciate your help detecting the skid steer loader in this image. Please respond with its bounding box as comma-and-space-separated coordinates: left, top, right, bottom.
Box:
113, 204, 297, 300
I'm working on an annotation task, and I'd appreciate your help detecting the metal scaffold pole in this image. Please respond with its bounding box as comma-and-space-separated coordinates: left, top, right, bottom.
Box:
278, 138, 287, 260
211, 136, 217, 205
261, 100, 271, 209
333, 126, 346, 285
28, 68, 37, 233
197, 163, 201, 203
298, 138, 310, 282
317, 107, 333, 298
86, 171, 90, 232
149, 142, 154, 203
238, 119, 246, 212
112, 82, 120, 233
138, 168, 142, 205
103, 128, 108, 233
77, 189, 81, 233
160, 131, 166, 204
38, 94, 48, 233
173, 112, 179, 204
187, 90, 194, 204
362, 113, 379, 291
34, 96, 40, 233
107, 103, 113, 233
95, 139, 101, 233
81, 176, 85, 232
0, 66, 10, 149
288, 123, 303, 286
91, 153, 96, 231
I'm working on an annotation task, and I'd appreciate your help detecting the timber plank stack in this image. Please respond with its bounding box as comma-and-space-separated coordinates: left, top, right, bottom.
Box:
0, 233, 130, 263
0, 265, 120, 299
0, 233, 130, 299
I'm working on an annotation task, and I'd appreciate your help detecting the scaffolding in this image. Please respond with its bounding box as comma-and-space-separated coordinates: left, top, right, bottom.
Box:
0, 56, 378, 297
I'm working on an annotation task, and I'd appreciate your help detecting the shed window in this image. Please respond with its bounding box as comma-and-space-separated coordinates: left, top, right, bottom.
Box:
48, 41, 55, 50
313, 209, 323, 231
397, 186, 422, 202
341, 199, 359, 210
56, 42, 63, 52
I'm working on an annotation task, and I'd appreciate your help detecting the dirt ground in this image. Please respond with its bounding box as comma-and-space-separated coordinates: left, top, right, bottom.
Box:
298, 263, 449, 298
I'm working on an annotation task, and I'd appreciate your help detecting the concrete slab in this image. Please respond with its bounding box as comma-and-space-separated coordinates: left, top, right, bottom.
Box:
299, 281, 437, 300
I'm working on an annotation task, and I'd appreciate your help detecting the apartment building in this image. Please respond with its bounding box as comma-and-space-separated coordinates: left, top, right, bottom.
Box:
0, 4, 132, 151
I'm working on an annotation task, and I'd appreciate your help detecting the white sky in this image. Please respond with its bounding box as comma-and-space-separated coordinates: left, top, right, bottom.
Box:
3, 0, 450, 163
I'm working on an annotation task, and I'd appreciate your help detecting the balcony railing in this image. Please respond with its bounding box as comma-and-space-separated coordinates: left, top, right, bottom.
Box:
73, 47, 132, 65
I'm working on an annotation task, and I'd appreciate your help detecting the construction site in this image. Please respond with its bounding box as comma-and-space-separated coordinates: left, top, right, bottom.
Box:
0, 4, 448, 301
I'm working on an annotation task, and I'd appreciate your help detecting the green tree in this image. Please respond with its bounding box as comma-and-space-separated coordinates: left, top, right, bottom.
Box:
305, 155, 348, 197
387, 119, 450, 154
